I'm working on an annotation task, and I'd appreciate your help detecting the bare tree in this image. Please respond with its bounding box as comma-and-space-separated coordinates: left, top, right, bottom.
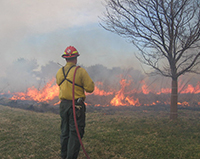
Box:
100, 0, 200, 119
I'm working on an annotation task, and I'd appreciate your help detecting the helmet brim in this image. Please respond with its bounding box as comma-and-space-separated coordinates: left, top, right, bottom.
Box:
62, 54, 80, 59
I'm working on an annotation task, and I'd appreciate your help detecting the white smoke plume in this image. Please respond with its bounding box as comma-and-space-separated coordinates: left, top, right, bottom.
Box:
0, 58, 200, 94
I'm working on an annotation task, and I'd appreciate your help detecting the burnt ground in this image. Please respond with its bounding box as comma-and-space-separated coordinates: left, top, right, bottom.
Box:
0, 97, 200, 115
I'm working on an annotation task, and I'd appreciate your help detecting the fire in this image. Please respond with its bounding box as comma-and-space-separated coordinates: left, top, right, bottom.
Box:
141, 81, 150, 94
110, 79, 141, 106
92, 86, 113, 96
125, 97, 140, 106
110, 92, 126, 106
54, 101, 61, 106
10, 78, 59, 103
180, 82, 200, 94
4, 76, 200, 107
178, 101, 190, 107
157, 88, 171, 94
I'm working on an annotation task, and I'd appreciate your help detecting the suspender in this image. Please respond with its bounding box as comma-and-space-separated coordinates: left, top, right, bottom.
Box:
58, 66, 84, 89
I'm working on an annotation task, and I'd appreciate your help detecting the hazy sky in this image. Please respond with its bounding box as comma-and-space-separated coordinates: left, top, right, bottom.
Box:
0, 0, 141, 78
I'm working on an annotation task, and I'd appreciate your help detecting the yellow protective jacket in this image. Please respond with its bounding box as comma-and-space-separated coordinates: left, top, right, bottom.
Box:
56, 62, 94, 100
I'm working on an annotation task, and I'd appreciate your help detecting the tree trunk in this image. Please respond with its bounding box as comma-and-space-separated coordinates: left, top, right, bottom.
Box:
170, 78, 178, 120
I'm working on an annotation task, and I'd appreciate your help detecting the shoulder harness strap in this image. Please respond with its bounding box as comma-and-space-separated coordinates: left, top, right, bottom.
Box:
58, 66, 83, 89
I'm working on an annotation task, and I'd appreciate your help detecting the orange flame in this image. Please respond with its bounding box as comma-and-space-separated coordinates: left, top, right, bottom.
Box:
141, 81, 150, 94
92, 86, 113, 96
10, 78, 59, 103
89, 82, 114, 96
6, 76, 200, 107
110, 79, 141, 106
180, 82, 200, 94
178, 101, 190, 107
157, 88, 171, 94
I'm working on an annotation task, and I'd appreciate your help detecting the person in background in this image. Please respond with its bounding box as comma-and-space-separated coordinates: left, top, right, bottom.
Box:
56, 46, 94, 159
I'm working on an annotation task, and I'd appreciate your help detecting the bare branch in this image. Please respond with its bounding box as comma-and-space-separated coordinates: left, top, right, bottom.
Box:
100, 0, 200, 80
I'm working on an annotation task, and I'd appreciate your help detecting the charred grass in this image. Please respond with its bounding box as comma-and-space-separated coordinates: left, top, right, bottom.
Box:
0, 105, 200, 159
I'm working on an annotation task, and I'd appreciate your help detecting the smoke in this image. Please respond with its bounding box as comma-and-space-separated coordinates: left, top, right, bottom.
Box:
1, 58, 200, 94
0, 58, 145, 93
0, 58, 38, 92
35, 61, 60, 82
86, 64, 145, 91
0, 58, 60, 93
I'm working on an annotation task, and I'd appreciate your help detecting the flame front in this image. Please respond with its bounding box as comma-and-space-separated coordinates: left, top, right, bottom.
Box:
5, 76, 200, 107
110, 79, 141, 106
10, 78, 59, 103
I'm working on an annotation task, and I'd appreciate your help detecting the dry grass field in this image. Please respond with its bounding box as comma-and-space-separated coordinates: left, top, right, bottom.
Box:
1, 105, 200, 159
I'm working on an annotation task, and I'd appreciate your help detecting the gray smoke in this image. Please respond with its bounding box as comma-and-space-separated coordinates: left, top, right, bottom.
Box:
0, 58, 200, 94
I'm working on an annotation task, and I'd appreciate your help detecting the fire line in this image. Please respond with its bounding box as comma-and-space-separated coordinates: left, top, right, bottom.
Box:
3, 77, 200, 107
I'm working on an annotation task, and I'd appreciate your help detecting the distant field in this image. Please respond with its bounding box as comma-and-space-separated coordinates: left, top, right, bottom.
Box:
0, 105, 200, 159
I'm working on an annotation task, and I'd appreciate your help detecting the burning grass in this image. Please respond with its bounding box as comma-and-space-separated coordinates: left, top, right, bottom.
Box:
0, 105, 200, 159
1, 76, 200, 108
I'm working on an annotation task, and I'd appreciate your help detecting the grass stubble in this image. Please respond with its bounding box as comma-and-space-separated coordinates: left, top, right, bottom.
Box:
0, 105, 200, 159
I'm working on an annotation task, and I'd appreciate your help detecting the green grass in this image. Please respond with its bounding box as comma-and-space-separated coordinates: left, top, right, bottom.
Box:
0, 105, 200, 159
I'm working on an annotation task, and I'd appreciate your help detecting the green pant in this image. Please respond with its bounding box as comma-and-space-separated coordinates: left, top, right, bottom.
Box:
59, 100, 85, 159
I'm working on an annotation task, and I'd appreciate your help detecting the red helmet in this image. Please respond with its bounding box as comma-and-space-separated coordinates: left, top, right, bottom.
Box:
62, 46, 80, 59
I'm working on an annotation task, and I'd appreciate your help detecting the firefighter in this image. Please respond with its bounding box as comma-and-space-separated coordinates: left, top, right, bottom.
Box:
56, 46, 94, 159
